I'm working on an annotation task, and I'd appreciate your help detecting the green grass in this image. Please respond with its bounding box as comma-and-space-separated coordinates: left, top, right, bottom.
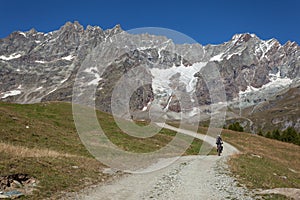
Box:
229, 154, 300, 189
0, 102, 89, 157
222, 129, 300, 200
0, 102, 206, 198
220, 129, 300, 190
0, 102, 204, 156
0, 154, 106, 199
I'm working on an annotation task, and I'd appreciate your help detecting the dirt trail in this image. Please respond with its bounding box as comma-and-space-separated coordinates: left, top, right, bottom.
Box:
74, 124, 256, 200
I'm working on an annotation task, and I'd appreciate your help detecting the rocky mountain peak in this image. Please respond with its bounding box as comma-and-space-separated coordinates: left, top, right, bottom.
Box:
58, 21, 85, 33
86, 25, 103, 32
112, 24, 122, 32
28, 28, 37, 35
283, 40, 299, 50
231, 33, 258, 43
104, 24, 123, 37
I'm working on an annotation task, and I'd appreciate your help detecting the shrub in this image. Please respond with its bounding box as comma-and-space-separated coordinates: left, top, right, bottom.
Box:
256, 127, 299, 146
272, 129, 280, 140
265, 131, 272, 139
228, 122, 244, 132
281, 127, 300, 145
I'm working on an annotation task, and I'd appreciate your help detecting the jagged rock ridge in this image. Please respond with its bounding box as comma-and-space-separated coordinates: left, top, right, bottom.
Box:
0, 21, 299, 132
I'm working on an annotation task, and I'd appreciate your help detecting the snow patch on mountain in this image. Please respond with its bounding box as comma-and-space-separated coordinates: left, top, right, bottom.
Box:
236, 71, 294, 109
34, 86, 43, 91
142, 101, 152, 111
255, 39, 278, 60
60, 78, 68, 84
1, 90, 21, 99
84, 66, 98, 73
232, 33, 257, 41
150, 62, 207, 95
35, 60, 47, 64
239, 86, 260, 94
0, 53, 22, 60
47, 88, 57, 95
226, 50, 244, 60
62, 55, 75, 61
264, 71, 293, 89
35, 55, 74, 64
210, 53, 224, 62
240, 71, 293, 96
18, 31, 27, 37
88, 74, 102, 86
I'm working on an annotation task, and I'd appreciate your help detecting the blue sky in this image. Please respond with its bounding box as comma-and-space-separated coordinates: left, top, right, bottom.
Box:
0, 0, 299, 45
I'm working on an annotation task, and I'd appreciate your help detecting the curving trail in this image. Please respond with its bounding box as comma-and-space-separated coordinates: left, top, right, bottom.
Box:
75, 124, 256, 200
156, 123, 239, 156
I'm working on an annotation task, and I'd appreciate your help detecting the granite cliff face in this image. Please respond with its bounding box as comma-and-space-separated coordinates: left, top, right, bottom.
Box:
1, 21, 299, 132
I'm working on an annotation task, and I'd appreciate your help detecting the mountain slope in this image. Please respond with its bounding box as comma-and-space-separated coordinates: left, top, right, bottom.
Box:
0, 21, 299, 132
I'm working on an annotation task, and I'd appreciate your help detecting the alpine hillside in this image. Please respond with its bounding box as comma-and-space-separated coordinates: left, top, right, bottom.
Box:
1, 21, 299, 133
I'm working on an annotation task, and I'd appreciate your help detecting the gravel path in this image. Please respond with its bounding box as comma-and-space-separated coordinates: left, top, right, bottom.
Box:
75, 124, 257, 200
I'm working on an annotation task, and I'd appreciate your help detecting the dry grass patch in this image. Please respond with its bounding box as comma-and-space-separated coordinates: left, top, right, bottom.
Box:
0, 142, 78, 158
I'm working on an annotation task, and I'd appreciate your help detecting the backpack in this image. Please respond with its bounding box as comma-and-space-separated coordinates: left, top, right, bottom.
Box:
216, 136, 222, 144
